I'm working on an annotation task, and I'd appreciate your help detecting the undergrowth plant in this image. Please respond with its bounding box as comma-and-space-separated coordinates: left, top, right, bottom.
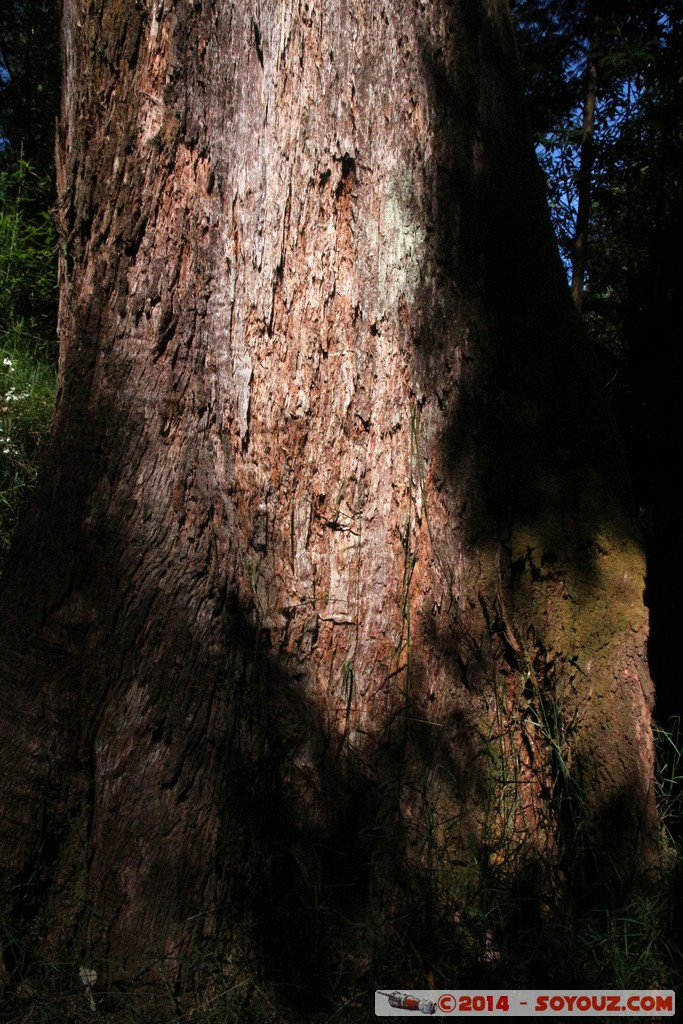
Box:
0, 159, 57, 560
457, 716, 683, 1003
654, 716, 683, 856
0, 341, 56, 552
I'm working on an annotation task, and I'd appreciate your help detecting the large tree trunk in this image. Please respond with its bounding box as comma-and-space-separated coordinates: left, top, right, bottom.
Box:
0, 0, 657, 1015
571, 12, 600, 312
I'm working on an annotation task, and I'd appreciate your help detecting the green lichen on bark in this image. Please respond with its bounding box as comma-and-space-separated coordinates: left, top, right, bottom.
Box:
377, 170, 430, 312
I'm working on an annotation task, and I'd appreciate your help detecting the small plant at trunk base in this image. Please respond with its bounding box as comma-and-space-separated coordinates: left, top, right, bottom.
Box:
654, 716, 683, 856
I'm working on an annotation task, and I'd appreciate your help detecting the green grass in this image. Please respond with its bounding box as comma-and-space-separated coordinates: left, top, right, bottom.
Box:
0, 326, 56, 558
0, 158, 58, 562
1, 869, 679, 1023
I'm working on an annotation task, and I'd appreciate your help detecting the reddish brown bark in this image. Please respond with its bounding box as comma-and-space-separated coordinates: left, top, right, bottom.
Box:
0, 0, 657, 1014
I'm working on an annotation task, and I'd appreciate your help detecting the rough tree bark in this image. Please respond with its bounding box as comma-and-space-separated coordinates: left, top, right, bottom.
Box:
0, 0, 657, 1015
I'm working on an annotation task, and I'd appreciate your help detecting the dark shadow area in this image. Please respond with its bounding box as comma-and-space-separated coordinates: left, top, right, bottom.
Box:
406, 0, 666, 946
619, 267, 683, 730
412, 0, 640, 564
201, 604, 479, 1010
1, 369, 487, 1021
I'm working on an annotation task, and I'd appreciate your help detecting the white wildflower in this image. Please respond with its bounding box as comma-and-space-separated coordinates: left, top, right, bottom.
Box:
79, 966, 97, 1012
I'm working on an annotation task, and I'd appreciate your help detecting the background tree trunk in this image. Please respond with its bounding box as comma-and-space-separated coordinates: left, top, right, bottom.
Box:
0, 0, 657, 1013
